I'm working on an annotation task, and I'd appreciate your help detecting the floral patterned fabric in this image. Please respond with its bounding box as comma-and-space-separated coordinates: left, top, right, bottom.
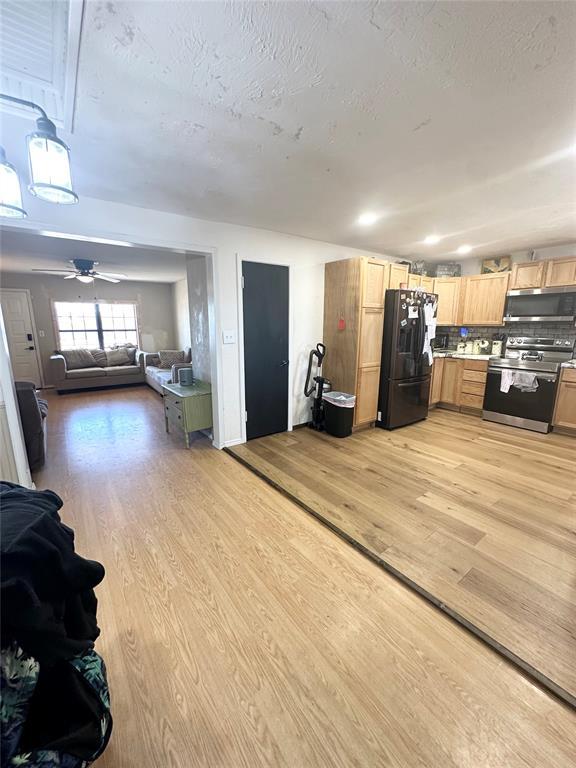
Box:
1, 643, 112, 768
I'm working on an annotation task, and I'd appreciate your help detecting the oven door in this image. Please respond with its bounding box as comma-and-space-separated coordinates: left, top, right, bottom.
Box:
482, 367, 558, 433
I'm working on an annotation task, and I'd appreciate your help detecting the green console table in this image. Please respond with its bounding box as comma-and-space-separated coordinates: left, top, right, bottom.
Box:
162, 380, 213, 448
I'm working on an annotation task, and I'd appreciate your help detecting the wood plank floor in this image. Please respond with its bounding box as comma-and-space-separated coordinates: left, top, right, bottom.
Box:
228, 409, 576, 707
34, 388, 576, 767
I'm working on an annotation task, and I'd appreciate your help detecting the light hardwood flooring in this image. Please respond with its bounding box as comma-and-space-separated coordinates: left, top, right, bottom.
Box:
229, 409, 576, 707
35, 388, 576, 767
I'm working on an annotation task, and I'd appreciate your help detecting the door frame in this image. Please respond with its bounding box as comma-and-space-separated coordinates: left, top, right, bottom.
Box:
236, 255, 293, 444
0, 288, 45, 388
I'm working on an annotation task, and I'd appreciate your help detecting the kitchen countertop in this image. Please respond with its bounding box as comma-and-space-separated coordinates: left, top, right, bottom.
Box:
561, 361, 576, 368
433, 352, 497, 361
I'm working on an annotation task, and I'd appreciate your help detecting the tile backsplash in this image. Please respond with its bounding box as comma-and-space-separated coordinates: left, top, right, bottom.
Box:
437, 323, 576, 348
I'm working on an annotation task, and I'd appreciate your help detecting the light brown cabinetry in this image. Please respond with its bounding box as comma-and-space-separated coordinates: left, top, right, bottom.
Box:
323, 257, 390, 427
544, 257, 576, 288
461, 272, 509, 326
553, 368, 576, 431
459, 360, 488, 410
408, 273, 434, 292
509, 261, 546, 290
440, 359, 462, 405
389, 263, 409, 290
429, 357, 444, 405
433, 277, 461, 326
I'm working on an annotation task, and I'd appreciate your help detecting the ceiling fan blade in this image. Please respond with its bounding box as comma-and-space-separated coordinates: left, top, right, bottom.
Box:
31, 269, 76, 273
98, 272, 127, 279
94, 274, 120, 283
64, 274, 78, 279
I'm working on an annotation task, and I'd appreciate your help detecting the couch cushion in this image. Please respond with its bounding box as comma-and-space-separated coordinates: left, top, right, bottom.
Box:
158, 350, 185, 369
60, 349, 96, 370
111, 343, 137, 363
105, 348, 131, 367
104, 365, 142, 377
146, 366, 172, 386
90, 348, 108, 367
66, 366, 107, 379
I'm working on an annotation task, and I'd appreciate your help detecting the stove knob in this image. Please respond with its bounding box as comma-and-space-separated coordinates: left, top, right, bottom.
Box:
565, 340, 572, 346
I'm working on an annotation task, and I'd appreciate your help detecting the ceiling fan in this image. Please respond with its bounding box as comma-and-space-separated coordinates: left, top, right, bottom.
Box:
32, 259, 127, 284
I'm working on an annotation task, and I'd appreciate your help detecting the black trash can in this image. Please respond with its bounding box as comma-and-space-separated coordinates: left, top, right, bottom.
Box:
323, 392, 355, 437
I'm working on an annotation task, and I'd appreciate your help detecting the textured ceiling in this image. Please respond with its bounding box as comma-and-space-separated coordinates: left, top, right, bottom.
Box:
1, 0, 575, 259
0, 228, 187, 282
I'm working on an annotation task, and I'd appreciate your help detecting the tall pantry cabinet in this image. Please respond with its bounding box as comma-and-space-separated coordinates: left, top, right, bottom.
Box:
323, 257, 390, 427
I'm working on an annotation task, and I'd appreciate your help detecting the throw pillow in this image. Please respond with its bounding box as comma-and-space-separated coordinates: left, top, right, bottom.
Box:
106, 348, 131, 367
90, 349, 108, 367
110, 343, 137, 363
158, 350, 185, 369
60, 349, 96, 370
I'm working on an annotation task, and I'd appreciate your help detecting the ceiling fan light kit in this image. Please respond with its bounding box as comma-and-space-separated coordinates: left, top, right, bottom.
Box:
0, 93, 79, 218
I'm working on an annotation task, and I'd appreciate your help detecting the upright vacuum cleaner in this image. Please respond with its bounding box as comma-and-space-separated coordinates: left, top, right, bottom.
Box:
304, 343, 330, 430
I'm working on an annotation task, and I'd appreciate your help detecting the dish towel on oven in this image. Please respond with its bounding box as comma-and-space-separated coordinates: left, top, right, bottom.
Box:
500, 370, 538, 393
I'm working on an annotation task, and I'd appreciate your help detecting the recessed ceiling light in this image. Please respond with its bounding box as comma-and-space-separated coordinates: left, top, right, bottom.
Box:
423, 234, 441, 245
357, 212, 380, 226
457, 244, 473, 255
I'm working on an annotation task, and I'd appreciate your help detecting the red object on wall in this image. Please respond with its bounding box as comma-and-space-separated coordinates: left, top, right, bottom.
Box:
338, 318, 346, 331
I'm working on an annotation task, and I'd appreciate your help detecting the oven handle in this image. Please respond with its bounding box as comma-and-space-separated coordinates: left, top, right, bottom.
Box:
488, 367, 557, 382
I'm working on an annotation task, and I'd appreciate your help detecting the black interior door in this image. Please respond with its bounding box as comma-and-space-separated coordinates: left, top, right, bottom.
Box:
242, 261, 289, 439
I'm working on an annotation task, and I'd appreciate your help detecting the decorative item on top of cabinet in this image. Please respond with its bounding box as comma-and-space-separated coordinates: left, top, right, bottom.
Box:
433, 276, 461, 326
552, 368, 576, 432
323, 257, 390, 427
461, 271, 509, 326
509, 261, 546, 290
544, 257, 576, 288
408, 273, 434, 292
389, 262, 409, 290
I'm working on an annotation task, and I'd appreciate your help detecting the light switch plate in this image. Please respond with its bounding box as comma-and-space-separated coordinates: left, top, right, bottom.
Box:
222, 330, 236, 344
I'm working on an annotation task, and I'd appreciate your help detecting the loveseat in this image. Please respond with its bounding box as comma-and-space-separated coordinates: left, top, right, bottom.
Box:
143, 348, 192, 394
50, 346, 146, 393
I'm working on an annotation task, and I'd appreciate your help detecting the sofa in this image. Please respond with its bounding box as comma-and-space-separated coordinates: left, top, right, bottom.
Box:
143, 348, 192, 394
15, 381, 48, 471
50, 346, 146, 393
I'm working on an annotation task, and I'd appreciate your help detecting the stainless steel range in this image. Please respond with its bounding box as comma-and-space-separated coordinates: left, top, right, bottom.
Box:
483, 337, 575, 433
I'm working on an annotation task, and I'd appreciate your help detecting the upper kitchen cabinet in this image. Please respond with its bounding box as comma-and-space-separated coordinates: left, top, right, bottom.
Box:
364, 260, 390, 307
408, 273, 434, 292
509, 261, 546, 290
544, 257, 576, 288
389, 263, 409, 289
461, 272, 509, 325
433, 277, 461, 325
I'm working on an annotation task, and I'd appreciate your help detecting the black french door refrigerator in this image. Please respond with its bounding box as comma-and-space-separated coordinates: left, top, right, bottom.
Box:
376, 289, 437, 430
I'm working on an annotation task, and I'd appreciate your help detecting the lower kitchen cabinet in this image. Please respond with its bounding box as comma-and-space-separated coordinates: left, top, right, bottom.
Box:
430, 357, 444, 405
432, 357, 488, 413
553, 368, 576, 430
440, 359, 462, 405
356, 366, 381, 425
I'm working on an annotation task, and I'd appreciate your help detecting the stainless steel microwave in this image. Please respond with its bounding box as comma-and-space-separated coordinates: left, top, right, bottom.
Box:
504, 286, 576, 322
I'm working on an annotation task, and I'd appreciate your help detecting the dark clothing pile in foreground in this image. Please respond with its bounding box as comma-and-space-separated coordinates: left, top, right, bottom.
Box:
1, 482, 112, 767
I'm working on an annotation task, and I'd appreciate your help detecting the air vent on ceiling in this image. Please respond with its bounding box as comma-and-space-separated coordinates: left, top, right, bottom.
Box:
0, 0, 83, 129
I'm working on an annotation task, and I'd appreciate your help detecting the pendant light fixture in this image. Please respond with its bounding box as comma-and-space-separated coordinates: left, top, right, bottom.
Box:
0, 145, 27, 218
0, 93, 78, 217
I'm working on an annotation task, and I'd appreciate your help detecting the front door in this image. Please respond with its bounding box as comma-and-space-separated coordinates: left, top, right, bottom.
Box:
242, 262, 289, 439
0, 290, 42, 387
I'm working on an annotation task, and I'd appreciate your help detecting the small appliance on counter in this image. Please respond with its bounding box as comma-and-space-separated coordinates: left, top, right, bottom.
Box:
433, 333, 450, 350
178, 367, 195, 386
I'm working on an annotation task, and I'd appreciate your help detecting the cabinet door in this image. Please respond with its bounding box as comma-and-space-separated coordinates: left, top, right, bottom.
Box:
440, 359, 462, 404
553, 370, 576, 428
355, 366, 380, 425
358, 307, 384, 368
462, 272, 509, 325
510, 261, 545, 290
407, 273, 419, 289
430, 357, 444, 405
389, 263, 409, 290
433, 277, 461, 325
421, 276, 434, 292
363, 261, 389, 307
544, 258, 576, 288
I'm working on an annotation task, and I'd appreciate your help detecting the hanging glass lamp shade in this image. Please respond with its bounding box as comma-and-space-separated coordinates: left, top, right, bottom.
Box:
27, 116, 78, 204
0, 146, 27, 218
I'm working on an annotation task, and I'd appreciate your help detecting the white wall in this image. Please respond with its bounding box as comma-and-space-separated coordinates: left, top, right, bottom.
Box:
6, 196, 386, 446
0, 273, 177, 385
458, 242, 576, 275
172, 277, 191, 349
186, 256, 211, 382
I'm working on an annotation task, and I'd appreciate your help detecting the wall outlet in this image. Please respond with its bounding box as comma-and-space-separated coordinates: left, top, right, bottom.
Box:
222, 330, 236, 344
